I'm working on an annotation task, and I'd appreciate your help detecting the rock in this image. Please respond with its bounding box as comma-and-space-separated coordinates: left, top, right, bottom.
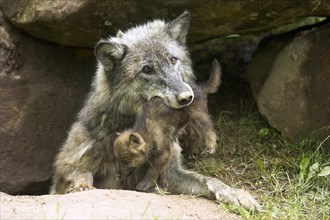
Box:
0, 12, 94, 194
0, 0, 329, 47
248, 23, 330, 142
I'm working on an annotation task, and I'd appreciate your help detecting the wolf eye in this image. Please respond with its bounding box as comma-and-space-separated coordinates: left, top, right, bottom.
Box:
170, 57, 178, 65
142, 65, 152, 74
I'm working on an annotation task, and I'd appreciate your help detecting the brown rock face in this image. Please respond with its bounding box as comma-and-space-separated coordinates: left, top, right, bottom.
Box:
248, 23, 330, 142
0, 0, 329, 47
0, 13, 94, 194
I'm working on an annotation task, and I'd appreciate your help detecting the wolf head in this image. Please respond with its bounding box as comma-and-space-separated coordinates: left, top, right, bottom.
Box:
94, 11, 195, 110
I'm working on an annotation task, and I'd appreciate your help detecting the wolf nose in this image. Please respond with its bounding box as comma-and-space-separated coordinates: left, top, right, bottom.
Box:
177, 92, 193, 106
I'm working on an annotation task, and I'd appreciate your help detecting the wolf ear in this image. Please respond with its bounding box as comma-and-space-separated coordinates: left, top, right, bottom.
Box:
167, 11, 191, 44
94, 40, 127, 71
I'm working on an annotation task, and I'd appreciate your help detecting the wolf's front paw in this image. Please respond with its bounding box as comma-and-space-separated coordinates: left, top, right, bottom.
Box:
217, 188, 262, 212
206, 178, 262, 212
67, 182, 95, 193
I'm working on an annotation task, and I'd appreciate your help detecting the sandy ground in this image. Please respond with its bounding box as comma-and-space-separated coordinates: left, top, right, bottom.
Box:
0, 189, 241, 219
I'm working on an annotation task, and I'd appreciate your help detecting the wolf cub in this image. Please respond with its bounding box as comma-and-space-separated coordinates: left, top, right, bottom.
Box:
114, 60, 222, 192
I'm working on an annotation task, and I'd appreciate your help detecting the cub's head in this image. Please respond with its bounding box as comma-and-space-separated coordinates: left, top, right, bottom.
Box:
95, 11, 195, 109
114, 131, 147, 168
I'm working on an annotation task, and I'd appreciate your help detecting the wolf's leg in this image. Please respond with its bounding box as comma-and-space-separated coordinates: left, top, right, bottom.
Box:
51, 164, 95, 194
65, 167, 95, 193
51, 167, 94, 194
136, 149, 171, 192
119, 167, 134, 190
186, 109, 217, 155
167, 142, 261, 211
135, 167, 158, 192
51, 122, 98, 194
203, 128, 217, 154
183, 124, 204, 155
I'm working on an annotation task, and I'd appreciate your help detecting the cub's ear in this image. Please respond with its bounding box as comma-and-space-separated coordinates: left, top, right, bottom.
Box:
166, 11, 191, 44
129, 133, 142, 146
94, 39, 127, 71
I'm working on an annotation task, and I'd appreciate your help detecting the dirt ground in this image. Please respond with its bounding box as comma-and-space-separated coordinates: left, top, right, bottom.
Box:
0, 189, 241, 219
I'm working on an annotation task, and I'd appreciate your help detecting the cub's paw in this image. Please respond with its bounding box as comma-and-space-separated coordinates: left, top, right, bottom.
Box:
207, 178, 262, 212
136, 179, 155, 192
67, 182, 95, 193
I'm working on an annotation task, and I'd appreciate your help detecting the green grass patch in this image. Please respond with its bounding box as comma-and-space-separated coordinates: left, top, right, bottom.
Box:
186, 109, 330, 219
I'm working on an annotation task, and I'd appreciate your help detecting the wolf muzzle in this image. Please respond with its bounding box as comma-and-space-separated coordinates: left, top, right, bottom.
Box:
176, 91, 193, 106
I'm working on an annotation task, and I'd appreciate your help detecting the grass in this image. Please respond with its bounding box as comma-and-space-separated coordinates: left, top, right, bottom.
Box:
185, 87, 330, 219
41, 202, 66, 220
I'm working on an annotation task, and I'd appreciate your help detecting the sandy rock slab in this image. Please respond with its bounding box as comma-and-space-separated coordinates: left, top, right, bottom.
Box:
0, 189, 240, 219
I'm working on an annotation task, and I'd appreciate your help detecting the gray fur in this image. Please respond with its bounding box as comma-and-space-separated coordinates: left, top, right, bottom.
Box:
50, 11, 261, 211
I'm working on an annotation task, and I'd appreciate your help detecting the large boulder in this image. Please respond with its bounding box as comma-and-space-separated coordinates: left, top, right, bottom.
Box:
248, 23, 330, 142
0, 0, 329, 47
0, 12, 94, 194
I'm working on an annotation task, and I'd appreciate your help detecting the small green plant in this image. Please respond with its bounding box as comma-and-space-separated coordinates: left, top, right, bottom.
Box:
221, 203, 253, 219
258, 128, 269, 139
55, 203, 66, 220
256, 158, 266, 178
154, 182, 170, 196
41, 202, 66, 220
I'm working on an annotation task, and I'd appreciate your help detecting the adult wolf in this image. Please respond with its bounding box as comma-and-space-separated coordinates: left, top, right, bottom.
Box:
51, 11, 260, 211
